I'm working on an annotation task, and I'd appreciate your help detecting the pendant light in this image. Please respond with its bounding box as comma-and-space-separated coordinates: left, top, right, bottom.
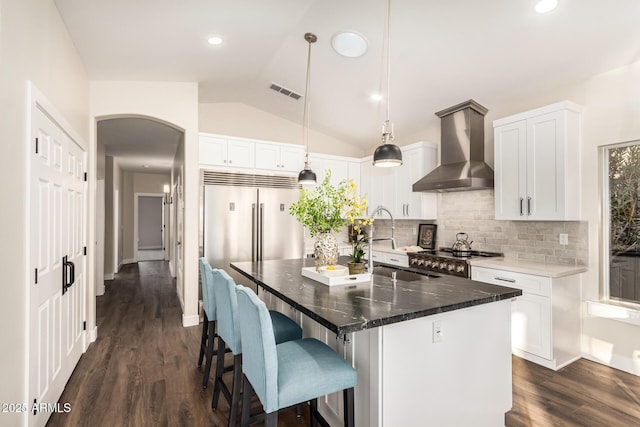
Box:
297, 32, 318, 185
373, 0, 403, 167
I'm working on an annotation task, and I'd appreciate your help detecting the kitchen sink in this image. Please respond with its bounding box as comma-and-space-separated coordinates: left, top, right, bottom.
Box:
373, 265, 423, 281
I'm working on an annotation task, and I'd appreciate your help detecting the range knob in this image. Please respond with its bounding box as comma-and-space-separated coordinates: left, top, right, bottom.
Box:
447, 264, 455, 271
439, 262, 447, 270
456, 265, 465, 273
410, 258, 418, 265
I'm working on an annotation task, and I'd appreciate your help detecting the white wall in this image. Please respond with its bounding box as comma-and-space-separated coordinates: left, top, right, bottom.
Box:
0, 0, 90, 422
199, 102, 364, 157
90, 81, 199, 327
479, 61, 640, 374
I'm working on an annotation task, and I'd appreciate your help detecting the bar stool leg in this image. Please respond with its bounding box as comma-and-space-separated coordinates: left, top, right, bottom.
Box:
202, 320, 216, 388
198, 312, 209, 367
228, 354, 242, 427
343, 387, 355, 427
212, 335, 226, 410
241, 376, 252, 427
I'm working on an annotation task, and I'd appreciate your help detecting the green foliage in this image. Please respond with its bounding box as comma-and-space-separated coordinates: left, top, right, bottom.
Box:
289, 170, 369, 238
609, 144, 640, 253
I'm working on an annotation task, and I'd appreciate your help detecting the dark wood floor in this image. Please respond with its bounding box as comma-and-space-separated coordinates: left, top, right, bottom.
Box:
47, 261, 640, 427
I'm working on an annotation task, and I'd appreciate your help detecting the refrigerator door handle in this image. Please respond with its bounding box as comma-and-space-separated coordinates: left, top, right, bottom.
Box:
259, 203, 264, 261
252, 203, 257, 262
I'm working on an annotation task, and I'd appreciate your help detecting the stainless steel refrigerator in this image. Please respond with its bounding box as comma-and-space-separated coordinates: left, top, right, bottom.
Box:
201, 172, 304, 287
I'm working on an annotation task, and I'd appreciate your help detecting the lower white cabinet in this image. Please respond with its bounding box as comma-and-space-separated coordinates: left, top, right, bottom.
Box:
368, 250, 409, 268
471, 266, 581, 370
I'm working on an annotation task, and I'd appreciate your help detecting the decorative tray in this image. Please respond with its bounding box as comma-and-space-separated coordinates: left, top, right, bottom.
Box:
301, 266, 372, 286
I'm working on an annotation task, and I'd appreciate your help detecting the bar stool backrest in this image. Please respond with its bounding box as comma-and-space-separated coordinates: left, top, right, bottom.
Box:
236, 285, 279, 413
211, 268, 242, 354
199, 258, 216, 320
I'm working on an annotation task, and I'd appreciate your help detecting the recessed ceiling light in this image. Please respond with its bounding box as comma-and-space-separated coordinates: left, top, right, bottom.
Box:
143, 164, 150, 168
331, 31, 367, 58
207, 36, 223, 46
534, 0, 558, 14
370, 93, 383, 102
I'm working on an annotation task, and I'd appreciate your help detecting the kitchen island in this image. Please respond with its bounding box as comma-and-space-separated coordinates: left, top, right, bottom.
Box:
232, 258, 522, 427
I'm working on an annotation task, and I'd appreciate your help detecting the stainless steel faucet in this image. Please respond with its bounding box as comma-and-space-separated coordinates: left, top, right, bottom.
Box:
366, 205, 396, 273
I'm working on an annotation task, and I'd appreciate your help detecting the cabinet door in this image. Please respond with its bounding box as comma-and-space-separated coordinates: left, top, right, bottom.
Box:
279, 145, 304, 172
255, 142, 280, 170
512, 293, 552, 360
395, 145, 437, 219
526, 111, 564, 219
308, 155, 326, 183
494, 120, 527, 220
323, 158, 348, 186
199, 136, 228, 167
369, 164, 394, 216
348, 161, 361, 193
227, 139, 255, 169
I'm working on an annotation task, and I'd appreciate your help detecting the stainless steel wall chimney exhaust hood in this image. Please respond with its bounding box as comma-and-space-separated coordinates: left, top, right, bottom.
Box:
413, 99, 494, 192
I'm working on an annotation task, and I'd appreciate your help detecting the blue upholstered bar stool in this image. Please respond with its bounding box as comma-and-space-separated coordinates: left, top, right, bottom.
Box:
236, 285, 357, 427
211, 269, 303, 427
197, 258, 217, 388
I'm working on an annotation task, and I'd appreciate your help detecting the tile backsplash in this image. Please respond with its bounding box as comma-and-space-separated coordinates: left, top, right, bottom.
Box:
372, 189, 588, 266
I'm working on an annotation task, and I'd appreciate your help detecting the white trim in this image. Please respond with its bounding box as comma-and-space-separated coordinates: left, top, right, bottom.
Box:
581, 353, 640, 377
586, 300, 640, 326
104, 273, 114, 281
122, 258, 137, 265
89, 326, 98, 343
169, 260, 175, 277
182, 313, 200, 327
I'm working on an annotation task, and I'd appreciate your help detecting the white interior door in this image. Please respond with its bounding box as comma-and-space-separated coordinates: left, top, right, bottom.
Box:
29, 104, 86, 427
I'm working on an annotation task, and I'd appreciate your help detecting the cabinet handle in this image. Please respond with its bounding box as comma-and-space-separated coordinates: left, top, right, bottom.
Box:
389, 258, 400, 262
519, 198, 524, 216
223, 159, 227, 163
229, 160, 233, 164
406, 204, 410, 216
495, 276, 516, 283
527, 197, 532, 216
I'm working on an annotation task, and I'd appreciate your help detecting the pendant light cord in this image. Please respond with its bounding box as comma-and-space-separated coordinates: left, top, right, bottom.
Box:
385, 0, 391, 124
303, 34, 314, 166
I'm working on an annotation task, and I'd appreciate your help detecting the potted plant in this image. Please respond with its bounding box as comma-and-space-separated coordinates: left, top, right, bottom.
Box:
347, 219, 372, 274
290, 170, 369, 270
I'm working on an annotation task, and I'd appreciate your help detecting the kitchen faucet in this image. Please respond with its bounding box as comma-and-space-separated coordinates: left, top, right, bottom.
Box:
366, 205, 396, 273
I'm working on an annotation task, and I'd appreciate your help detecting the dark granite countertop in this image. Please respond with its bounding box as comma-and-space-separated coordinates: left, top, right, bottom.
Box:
231, 258, 522, 337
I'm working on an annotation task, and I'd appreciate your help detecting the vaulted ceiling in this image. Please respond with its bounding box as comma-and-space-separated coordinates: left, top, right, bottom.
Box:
56, 0, 640, 170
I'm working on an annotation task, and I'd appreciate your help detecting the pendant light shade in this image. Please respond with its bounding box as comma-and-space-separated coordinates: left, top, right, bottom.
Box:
373, 0, 403, 167
297, 33, 318, 185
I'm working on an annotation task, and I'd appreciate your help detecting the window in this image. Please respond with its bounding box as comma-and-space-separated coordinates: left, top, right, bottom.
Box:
606, 141, 640, 304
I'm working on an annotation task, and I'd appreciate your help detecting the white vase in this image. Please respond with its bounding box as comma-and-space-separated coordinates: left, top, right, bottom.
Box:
314, 232, 339, 270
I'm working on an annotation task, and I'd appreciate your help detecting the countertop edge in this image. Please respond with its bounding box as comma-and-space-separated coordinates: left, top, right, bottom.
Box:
469, 258, 588, 278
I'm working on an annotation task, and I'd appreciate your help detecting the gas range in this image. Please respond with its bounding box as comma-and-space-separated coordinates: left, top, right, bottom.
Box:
408, 247, 503, 278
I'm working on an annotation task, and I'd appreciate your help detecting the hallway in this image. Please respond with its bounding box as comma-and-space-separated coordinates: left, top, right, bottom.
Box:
46, 261, 304, 426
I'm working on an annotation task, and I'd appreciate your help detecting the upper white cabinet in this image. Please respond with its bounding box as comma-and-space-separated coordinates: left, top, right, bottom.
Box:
255, 142, 304, 173
361, 142, 438, 219
199, 134, 255, 169
308, 153, 361, 189
493, 101, 582, 221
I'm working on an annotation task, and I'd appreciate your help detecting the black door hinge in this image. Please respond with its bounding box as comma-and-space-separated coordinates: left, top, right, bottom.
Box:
83, 172, 87, 182
35, 138, 39, 154
33, 398, 37, 415
83, 321, 86, 331
83, 246, 87, 256
35, 268, 38, 284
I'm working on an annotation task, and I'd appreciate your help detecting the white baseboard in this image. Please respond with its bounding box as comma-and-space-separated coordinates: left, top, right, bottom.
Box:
122, 258, 136, 265
182, 313, 199, 327
139, 245, 162, 250
169, 261, 175, 277
582, 353, 640, 377
89, 326, 98, 343
104, 273, 114, 281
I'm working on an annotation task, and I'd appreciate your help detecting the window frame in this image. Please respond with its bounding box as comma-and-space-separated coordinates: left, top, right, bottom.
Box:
602, 139, 640, 307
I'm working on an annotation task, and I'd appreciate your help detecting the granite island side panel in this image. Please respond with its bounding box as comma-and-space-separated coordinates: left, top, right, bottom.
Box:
231, 258, 522, 336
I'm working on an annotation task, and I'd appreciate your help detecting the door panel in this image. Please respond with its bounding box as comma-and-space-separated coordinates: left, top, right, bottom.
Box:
30, 105, 86, 427
259, 188, 304, 261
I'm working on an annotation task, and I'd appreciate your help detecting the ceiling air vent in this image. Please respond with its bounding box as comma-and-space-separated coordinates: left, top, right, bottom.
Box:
269, 83, 302, 100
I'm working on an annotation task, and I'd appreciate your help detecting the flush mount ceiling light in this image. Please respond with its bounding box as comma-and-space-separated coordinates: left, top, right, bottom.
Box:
373, 0, 402, 168
297, 33, 318, 185
331, 31, 368, 58
534, 0, 558, 14
370, 93, 383, 102
207, 36, 223, 45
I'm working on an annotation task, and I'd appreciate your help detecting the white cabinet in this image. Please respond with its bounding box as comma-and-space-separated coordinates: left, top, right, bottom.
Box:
493, 101, 582, 220
255, 142, 304, 173
199, 134, 255, 169
471, 266, 580, 370
361, 142, 437, 219
308, 153, 360, 189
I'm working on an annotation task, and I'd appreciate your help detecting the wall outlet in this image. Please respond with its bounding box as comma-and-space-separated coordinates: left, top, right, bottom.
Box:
412, 226, 417, 235
559, 233, 569, 245
433, 321, 443, 343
